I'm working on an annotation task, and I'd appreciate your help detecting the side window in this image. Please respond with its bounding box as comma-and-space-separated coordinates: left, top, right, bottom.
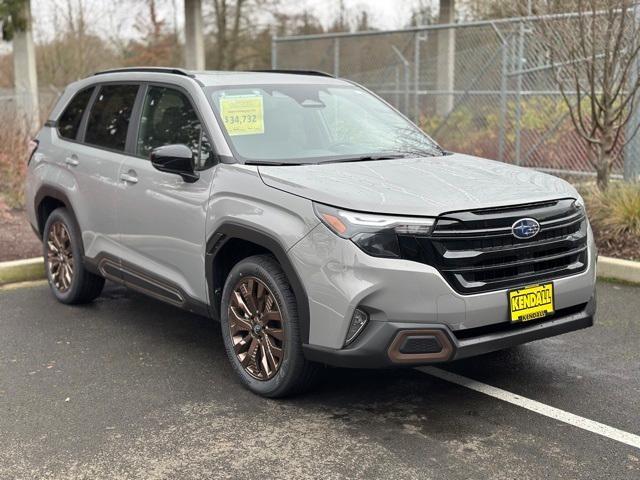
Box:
85, 84, 139, 151
57, 87, 94, 140
137, 86, 214, 169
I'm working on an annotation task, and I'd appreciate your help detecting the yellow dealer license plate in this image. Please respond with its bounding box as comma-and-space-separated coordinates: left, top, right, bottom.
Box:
508, 283, 554, 323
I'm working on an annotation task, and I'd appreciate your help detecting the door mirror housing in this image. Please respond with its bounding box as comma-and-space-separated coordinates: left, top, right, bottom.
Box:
150, 144, 199, 183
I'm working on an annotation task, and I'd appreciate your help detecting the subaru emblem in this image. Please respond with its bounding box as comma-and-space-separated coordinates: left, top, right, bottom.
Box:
512, 218, 540, 239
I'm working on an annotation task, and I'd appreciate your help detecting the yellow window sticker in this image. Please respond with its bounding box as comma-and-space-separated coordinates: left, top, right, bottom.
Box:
220, 95, 264, 136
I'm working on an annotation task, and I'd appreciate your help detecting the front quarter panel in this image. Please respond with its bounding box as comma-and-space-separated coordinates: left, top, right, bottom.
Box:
205, 164, 319, 249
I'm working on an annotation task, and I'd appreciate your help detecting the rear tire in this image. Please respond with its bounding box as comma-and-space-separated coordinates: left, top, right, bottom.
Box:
43, 208, 105, 304
220, 254, 318, 398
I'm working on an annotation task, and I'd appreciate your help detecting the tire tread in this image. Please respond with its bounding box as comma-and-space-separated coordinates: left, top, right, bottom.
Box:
43, 208, 105, 305
221, 254, 319, 397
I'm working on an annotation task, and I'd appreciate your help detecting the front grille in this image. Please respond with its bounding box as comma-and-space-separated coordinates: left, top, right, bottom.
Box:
397, 199, 588, 294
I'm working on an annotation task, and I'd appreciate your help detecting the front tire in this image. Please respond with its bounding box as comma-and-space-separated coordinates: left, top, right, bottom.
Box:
43, 208, 105, 304
220, 254, 318, 397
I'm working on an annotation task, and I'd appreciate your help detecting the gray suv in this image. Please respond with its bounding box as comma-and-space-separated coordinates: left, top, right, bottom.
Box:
25, 68, 596, 397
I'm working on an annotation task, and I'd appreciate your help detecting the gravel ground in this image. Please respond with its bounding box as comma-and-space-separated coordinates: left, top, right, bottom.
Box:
0, 202, 42, 262
592, 223, 640, 262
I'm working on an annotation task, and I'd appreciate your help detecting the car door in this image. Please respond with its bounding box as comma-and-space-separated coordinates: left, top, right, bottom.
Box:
115, 84, 216, 306
61, 83, 140, 263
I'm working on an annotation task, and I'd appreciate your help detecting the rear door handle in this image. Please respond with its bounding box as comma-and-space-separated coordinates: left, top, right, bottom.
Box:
120, 172, 138, 184
65, 156, 79, 167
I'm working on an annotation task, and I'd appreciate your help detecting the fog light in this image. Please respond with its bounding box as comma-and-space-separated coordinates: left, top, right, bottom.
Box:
345, 308, 369, 346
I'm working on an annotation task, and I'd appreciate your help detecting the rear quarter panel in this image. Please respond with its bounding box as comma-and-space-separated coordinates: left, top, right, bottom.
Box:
26, 128, 66, 233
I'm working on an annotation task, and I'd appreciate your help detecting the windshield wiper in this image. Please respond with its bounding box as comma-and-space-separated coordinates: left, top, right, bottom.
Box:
245, 160, 303, 166
320, 153, 407, 164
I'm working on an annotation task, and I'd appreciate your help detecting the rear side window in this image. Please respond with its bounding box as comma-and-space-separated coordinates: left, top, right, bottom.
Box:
57, 87, 94, 140
85, 84, 139, 151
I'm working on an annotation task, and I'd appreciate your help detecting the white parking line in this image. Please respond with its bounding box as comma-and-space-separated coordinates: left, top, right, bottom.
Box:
418, 366, 640, 450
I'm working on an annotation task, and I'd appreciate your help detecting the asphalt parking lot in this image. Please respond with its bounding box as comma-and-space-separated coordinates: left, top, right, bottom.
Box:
1, 280, 639, 479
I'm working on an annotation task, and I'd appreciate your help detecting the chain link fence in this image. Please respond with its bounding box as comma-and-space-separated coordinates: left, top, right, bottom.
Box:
273, 12, 640, 180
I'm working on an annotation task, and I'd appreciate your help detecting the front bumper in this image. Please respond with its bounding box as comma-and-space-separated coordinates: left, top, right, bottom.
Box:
303, 294, 596, 368
289, 222, 597, 350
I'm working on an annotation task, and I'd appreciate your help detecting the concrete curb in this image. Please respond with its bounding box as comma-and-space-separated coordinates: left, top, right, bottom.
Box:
597, 256, 640, 285
0, 258, 45, 286
0, 255, 639, 287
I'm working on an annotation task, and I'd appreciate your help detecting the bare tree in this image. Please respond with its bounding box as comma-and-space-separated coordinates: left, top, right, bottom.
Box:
36, 0, 118, 85
273, 9, 324, 37
408, 0, 437, 26
206, 0, 280, 70
209, 0, 249, 69
328, 0, 349, 32
355, 9, 371, 31
125, 0, 181, 66
533, 0, 640, 190
461, 0, 583, 21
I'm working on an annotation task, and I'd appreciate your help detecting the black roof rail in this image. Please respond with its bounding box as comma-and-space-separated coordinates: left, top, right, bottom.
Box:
248, 69, 334, 78
94, 67, 194, 77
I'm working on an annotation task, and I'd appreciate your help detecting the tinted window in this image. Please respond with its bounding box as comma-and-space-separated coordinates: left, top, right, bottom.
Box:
57, 87, 94, 140
85, 84, 139, 151
137, 86, 213, 169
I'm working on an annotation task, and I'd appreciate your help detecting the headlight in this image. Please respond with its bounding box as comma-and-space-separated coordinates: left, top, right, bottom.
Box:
313, 203, 435, 258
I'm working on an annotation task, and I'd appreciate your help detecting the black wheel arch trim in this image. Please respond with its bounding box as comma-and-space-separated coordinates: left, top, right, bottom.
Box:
34, 185, 80, 242
206, 222, 311, 343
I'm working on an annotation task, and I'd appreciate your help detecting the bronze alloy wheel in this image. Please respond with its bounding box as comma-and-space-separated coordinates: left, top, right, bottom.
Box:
47, 221, 74, 293
228, 276, 285, 381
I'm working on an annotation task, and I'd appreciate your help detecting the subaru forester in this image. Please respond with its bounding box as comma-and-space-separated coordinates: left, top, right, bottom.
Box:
25, 68, 596, 397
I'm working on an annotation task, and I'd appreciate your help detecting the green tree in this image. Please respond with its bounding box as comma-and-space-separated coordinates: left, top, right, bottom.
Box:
0, 0, 26, 41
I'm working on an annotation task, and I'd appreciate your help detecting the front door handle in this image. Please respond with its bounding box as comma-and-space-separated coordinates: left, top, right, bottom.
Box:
120, 172, 138, 184
65, 156, 79, 167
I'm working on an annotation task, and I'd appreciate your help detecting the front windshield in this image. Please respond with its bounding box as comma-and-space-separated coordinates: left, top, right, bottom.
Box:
207, 84, 443, 164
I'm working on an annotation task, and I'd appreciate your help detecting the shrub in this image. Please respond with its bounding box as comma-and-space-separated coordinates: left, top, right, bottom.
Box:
585, 183, 640, 237
0, 108, 29, 208
418, 97, 622, 174
582, 182, 640, 261
0, 107, 29, 209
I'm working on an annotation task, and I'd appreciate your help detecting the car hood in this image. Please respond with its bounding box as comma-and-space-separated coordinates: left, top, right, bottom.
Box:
258, 153, 580, 216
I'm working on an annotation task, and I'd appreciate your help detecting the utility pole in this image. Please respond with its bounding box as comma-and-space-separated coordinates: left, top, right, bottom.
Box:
184, 0, 205, 70
11, 0, 39, 134
625, 3, 640, 181
435, 0, 455, 116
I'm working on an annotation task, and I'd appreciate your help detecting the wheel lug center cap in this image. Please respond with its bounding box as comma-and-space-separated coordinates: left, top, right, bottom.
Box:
253, 324, 263, 335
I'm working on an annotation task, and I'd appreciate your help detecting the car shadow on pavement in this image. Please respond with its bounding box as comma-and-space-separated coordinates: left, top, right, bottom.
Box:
103, 281, 552, 408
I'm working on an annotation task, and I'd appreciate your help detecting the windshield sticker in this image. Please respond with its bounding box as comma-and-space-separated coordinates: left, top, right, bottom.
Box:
220, 95, 264, 136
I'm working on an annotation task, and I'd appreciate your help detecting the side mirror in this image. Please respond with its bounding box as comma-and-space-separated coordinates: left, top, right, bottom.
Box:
150, 144, 199, 183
